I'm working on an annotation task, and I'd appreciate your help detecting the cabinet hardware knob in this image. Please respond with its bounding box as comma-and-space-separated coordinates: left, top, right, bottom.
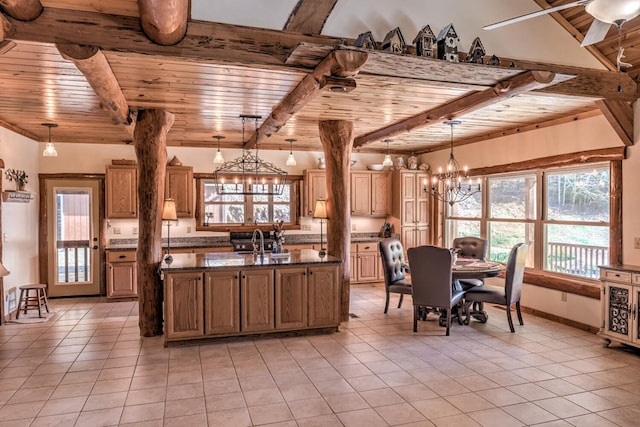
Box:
309, 271, 313, 275
242, 275, 246, 279
234, 275, 238, 279
119, 255, 126, 259
303, 272, 306, 276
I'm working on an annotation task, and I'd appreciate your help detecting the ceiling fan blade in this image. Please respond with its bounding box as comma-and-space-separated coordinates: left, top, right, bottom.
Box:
581, 18, 611, 46
484, 0, 591, 30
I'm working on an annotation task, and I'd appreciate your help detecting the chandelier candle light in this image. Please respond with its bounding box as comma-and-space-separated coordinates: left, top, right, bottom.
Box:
425, 120, 480, 206
213, 115, 288, 196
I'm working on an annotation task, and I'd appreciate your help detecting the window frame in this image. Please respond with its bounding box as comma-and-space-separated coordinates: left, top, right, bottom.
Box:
194, 173, 302, 231
441, 147, 623, 299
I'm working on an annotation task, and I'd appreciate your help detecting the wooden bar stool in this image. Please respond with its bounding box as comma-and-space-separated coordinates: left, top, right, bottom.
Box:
16, 284, 50, 319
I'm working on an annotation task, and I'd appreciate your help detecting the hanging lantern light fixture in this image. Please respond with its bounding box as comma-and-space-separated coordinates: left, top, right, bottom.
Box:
213, 135, 225, 164
382, 139, 393, 167
285, 138, 297, 166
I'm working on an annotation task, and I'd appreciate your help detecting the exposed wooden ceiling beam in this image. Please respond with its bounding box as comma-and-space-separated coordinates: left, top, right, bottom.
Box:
596, 99, 634, 146
283, 0, 338, 34
420, 109, 602, 153
245, 49, 368, 149
56, 43, 136, 137
354, 70, 557, 148
532, 0, 616, 72
0, 13, 11, 41
137, 0, 188, 46
0, 0, 41, 21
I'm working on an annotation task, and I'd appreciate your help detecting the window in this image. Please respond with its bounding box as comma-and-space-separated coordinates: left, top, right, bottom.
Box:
197, 176, 299, 229
444, 164, 610, 280
543, 165, 609, 279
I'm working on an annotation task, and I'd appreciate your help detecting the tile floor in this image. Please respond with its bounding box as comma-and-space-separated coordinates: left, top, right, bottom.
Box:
1, 283, 640, 426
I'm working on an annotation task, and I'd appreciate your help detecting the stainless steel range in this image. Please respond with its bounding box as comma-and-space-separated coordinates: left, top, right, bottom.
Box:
229, 231, 274, 253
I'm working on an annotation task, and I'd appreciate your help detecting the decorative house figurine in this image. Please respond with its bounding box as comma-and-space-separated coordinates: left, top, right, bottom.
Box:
413, 25, 436, 57
437, 23, 460, 62
382, 27, 406, 53
354, 31, 377, 50
467, 37, 485, 64
487, 54, 501, 66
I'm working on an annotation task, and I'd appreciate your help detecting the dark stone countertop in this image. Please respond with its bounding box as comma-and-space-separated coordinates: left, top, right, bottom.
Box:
160, 249, 341, 272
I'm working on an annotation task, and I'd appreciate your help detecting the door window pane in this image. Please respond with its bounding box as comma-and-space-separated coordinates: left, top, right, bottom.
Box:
55, 189, 91, 283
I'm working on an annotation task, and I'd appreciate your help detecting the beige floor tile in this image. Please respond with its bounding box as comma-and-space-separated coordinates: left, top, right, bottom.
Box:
243, 387, 285, 406
347, 374, 388, 392
166, 382, 204, 401
502, 401, 557, 425
565, 412, 620, 426
324, 391, 370, 413
205, 391, 246, 412
60, 369, 101, 384
7, 386, 55, 404
287, 397, 333, 419
163, 413, 207, 426
0, 400, 45, 421
376, 401, 427, 425
445, 392, 495, 412
536, 378, 586, 396
278, 382, 320, 402
534, 396, 591, 418
431, 413, 480, 427
75, 407, 123, 427
412, 396, 461, 419
480, 387, 527, 407
50, 382, 94, 399
467, 407, 524, 427
247, 401, 293, 425
507, 383, 556, 401
83, 391, 127, 411
119, 401, 164, 424
38, 396, 87, 416
125, 387, 166, 406
207, 407, 252, 426
296, 413, 344, 426
313, 378, 355, 396
164, 397, 206, 418
92, 378, 132, 395
597, 405, 640, 427
337, 408, 387, 427
30, 412, 79, 427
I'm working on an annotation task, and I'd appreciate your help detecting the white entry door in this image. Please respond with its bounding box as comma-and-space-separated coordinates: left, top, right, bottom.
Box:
46, 179, 101, 296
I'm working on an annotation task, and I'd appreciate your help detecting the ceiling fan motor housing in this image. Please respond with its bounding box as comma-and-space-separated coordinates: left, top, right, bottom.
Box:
585, 0, 640, 24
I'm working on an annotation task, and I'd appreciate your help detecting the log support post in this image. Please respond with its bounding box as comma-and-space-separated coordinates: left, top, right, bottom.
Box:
0, 0, 42, 21
318, 120, 353, 321
134, 109, 174, 337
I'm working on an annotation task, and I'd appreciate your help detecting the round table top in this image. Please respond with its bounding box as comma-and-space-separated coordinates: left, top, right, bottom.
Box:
452, 258, 504, 278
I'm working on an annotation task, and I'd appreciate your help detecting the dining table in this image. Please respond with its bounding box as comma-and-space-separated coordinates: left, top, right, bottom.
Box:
451, 257, 505, 324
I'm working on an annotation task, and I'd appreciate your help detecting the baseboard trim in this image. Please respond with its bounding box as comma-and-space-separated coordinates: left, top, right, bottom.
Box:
521, 305, 599, 334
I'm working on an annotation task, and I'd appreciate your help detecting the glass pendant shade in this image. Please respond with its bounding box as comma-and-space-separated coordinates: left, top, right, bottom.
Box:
285, 138, 297, 166
42, 123, 58, 157
213, 135, 225, 164
382, 139, 393, 166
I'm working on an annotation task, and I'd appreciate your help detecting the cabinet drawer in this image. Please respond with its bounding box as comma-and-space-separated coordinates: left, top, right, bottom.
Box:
356, 243, 378, 253
107, 251, 136, 262
602, 270, 631, 283
633, 273, 640, 285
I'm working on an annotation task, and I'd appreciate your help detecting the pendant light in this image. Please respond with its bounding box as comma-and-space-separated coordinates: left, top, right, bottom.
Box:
42, 123, 58, 157
213, 135, 225, 164
285, 138, 297, 166
382, 139, 393, 167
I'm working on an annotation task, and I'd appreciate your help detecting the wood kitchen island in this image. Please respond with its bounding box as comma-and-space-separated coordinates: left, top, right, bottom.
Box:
160, 249, 342, 345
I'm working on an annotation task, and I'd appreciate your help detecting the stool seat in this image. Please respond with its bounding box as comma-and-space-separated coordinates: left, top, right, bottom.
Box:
16, 284, 50, 319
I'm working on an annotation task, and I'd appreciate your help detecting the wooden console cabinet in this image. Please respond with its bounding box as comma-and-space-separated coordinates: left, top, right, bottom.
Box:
599, 265, 640, 350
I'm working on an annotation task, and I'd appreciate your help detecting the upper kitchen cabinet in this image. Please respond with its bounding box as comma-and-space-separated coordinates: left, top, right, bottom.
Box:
304, 169, 327, 217
166, 166, 194, 218
351, 171, 390, 217
106, 165, 138, 219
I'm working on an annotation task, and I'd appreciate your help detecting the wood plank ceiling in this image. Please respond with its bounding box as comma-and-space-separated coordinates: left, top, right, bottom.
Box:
0, 0, 636, 155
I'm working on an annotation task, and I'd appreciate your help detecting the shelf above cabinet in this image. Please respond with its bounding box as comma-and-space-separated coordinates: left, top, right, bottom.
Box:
2, 191, 34, 203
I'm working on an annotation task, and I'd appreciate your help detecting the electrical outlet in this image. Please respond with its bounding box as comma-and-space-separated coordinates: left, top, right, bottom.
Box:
351, 223, 357, 231
561, 292, 567, 302
113, 227, 121, 235
187, 226, 192, 233
635, 237, 640, 249
132, 227, 138, 235
302, 224, 311, 231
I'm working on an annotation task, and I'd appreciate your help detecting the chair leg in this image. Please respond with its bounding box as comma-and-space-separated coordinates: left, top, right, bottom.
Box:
16, 289, 24, 319
384, 292, 390, 314
445, 309, 451, 336
506, 304, 515, 333
516, 301, 524, 325
397, 293, 404, 309
413, 305, 418, 332
37, 289, 43, 318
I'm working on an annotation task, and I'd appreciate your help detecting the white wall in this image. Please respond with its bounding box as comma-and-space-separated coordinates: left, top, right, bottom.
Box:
38, 143, 391, 241
422, 115, 625, 328
0, 128, 40, 315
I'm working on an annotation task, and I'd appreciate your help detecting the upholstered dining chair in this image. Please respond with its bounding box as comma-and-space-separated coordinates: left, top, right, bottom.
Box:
452, 236, 489, 291
407, 245, 465, 336
379, 238, 412, 314
464, 243, 528, 333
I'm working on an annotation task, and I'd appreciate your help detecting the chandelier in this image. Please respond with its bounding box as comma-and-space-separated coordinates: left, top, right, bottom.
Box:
213, 115, 288, 196
424, 120, 480, 206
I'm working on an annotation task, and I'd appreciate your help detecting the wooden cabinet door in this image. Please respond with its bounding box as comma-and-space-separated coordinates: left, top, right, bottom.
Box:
165, 272, 204, 339
275, 268, 308, 329
351, 172, 371, 216
371, 172, 390, 216
106, 251, 137, 298
401, 226, 417, 252
308, 265, 340, 327
204, 270, 240, 335
106, 165, 137, 218
401, 172, 417, 224
107, 262, 137, 298
349, 253, 357, 282
304, 170, 326, 216
415, 226, 429, 247
356, 252, 378, 282
634, 288, 640, 345
241, 269, 274, 332
416, 172, 429, 224
166, 166, 193, 218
